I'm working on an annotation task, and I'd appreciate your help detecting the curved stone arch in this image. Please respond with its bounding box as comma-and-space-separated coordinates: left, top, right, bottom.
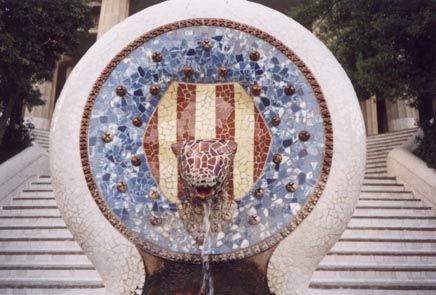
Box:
50, 1, 365, 294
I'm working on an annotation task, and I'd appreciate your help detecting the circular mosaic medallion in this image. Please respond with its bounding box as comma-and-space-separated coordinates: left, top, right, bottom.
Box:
81, 19, 333, 263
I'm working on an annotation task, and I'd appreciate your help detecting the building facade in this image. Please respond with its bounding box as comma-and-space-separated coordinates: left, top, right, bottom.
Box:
25, 0, 419, 135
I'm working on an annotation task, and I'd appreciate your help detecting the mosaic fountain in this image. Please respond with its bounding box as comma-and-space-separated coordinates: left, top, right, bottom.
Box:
50, 1, 366, 294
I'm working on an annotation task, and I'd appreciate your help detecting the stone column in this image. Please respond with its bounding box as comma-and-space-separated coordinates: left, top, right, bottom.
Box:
359, 96, 378, 136
385, 99, 418, 132
97, 0, 130, 39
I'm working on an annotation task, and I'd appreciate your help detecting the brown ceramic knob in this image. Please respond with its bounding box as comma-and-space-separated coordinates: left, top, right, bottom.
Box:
150, 84, 161, 95
202, 39, 212, 51
150, 216, 162, 226
250, 85, 261, 96
218, 66, 228, 78
149, 190, 159, 200
271, 116, 281, 127
152, 52, 162, 62
249, 50, 260, 61
249, 215, 261, 225
117, 181, 128, 193
210, 222, 222, 233
299, 130, 311, 142
284, 85, 296, 96
254, 188, 264, 198
221, 211, 232, 221
183, 66, 194, 77
101, 132, 113, 143
131, 156, 141, 166
115, 85, 127, 97
272, 153, 282, 164
132, 117, 142, 127
286, 182, 297, 193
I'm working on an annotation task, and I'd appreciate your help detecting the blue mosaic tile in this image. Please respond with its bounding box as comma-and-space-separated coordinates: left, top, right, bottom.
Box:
88, 26, 325, 255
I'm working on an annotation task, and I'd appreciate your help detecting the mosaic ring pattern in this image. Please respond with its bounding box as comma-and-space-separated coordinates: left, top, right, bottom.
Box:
80, 18, 333, 263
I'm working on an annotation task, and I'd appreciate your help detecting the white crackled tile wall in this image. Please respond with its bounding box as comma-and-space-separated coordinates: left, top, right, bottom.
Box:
50, 0, 365, 294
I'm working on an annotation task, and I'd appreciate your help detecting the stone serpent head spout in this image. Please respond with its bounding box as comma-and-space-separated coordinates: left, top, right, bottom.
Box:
171, 139, 238, 242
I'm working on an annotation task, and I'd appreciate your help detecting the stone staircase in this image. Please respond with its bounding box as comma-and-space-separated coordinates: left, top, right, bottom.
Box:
309, 128, 436, 295
32, 129, 50, 151
2, 127, 434, 294
0, 175, 105, 295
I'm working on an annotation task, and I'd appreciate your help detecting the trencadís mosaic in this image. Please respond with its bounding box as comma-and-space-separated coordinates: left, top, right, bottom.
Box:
81, 19, 333, 263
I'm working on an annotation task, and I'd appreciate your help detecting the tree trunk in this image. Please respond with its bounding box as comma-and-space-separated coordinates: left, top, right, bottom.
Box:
417, 93, 435, 124
0, 98, 17, 146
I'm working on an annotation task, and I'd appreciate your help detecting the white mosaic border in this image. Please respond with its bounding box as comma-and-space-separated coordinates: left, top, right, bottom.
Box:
50, 0, 365, 294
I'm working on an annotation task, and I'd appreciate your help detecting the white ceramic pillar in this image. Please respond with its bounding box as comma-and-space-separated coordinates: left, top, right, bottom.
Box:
97, 0, 130, 39
24, 63, 59, 130
360, 96, 378, 136
386, 99, 418, 131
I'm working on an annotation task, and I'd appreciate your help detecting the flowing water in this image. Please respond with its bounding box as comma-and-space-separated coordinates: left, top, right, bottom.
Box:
200, 201, 214, 295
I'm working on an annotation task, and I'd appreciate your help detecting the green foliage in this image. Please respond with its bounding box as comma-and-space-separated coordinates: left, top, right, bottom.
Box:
290, 0, 436, 168
289, 0, 436, 103
0, 0, 92, 149
414, 120, 436, 169
0, 120, 34, 164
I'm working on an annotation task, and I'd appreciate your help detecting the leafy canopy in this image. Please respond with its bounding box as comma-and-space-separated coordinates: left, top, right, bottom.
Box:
289, 0, 436, 103
0, 0, 92, 109
0, 0, 92, 151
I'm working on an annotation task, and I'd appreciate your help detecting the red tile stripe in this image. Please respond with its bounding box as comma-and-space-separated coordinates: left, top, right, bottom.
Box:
176, 83, 197, 198
215, 84, 236, 198
254, 106, 271, 183
143, 109, 159, 183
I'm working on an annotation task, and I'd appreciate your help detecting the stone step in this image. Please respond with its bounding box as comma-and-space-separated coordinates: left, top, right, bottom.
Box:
365, 167, 389, 174
322, 252, 436, 265
353, 207, 434, 217
0, 217, 65, 227
10, 199, 57, 207
365, 162, 387, 169
365, 171, 389, 177
312, 264, 436, 280
367, 132, 414, 141
0, 228, 72, 238
0, 239, 80, 251
359, 191, 413, 198
34, 140, 49, 145
342, 228, 436, 239
363, 177, 397, 185
366, 145, 399, 152
0, 207, 60, 217
17, 191, 55, 199
366, 151, 390, 157
27, 183, 52, 190
349, 217, 436, 227
361, 184, 404, 192
308, 288, 436, 295
333, 239, 436, 251
0, 268, 101, 279
0, 281, 104, 295
366, 138, 411, 148
309, 280, 436, 293
365, 157, 388, 164
32, 129, 50, 136
357, 199, 423, 207
367, 128, 418, 140
6, 290, 103, 295
0, 253, 91, 265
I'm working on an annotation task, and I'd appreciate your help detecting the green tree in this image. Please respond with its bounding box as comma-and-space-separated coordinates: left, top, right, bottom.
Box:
0, 0, 92, 149
290, 0, 436, 167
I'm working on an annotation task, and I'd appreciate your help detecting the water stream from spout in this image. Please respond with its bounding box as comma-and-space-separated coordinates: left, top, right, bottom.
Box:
200, 201, 214, 295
